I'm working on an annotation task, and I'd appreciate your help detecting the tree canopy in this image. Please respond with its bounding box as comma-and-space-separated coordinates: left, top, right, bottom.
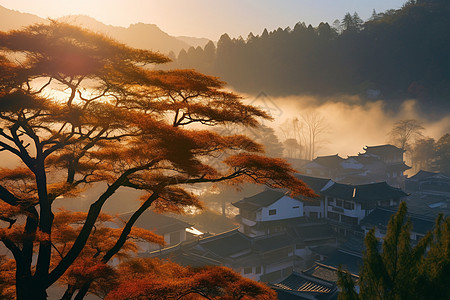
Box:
0, 22, 314, 299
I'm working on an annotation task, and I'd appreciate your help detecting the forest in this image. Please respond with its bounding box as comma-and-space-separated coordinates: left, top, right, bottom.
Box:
169, 0, 450, 113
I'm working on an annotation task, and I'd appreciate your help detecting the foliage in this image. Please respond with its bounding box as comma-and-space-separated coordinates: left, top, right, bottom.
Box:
434, 133, 450, 174
0, 22, 314, 299
411, 137, 435, 171
105, 258, 277, 300
337, 202, 450, 299
0, 255, 15, 299
408, 132, 450, 173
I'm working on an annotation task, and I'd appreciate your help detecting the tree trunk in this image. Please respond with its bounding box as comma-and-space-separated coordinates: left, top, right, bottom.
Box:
16, 278, 48, 300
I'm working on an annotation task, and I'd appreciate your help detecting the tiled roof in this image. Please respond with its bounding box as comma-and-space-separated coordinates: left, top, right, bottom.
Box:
311, 154, 344, 169
232, 189, 289, 211
295, 174, 332, 194
363, 144, 404, 154
408, 170, 450, 181
253, 233, 294, 252
321, 181, 407, 203
304, 264, 338, 282
386, 162, 411, 171
292, 223, 335, 242
274, 271, 335, 293
118, 210, 192, 235
322, 249, 362, 275
199, 229, 252, 257
361, 207, 435, 235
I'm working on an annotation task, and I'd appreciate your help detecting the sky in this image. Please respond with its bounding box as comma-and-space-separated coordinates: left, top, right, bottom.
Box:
0, 0, 407, 39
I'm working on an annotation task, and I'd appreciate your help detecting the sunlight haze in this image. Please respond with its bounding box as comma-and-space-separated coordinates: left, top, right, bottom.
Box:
0, 0, 406, 39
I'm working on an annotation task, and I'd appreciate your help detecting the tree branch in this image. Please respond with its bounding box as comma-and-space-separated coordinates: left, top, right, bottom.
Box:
47, 160, 158, 287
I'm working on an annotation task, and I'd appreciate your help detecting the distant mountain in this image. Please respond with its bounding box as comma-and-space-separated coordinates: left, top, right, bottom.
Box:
0, 5, 46, 31
176, 36, 212, 48
0, 5, 209, 54
57, 15, 191, 54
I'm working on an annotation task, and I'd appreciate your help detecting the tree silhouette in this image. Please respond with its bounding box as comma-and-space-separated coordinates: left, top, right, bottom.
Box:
338, 202, 450, 299
434, 133, 450, 174
411, 137, 435, 171
388, 119, 424, 151
0, 22, 315, 299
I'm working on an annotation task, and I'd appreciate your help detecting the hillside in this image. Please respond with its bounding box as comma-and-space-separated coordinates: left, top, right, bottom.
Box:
0, 5, 210, 54
57, 15, 191, 54
0, 5, 46, 31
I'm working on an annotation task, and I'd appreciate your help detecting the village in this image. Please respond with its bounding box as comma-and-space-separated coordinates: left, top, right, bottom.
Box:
119, 143, 449, 299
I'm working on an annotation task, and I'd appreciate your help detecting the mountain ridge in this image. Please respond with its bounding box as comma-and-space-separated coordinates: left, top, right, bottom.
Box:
0, 5, 211, 54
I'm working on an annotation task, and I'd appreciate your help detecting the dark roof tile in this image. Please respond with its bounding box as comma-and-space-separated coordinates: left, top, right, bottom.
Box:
361, 207, 435, 235
232, 189, 289, 210
295, 174, 332, 194
321, 181, 407, 202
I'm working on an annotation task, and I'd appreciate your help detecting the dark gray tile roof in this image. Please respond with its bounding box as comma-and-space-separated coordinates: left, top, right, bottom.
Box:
292, 223, 335, 242
408, 170, 450, 181
321, 181, 407, 203
199, 229, 252, 257
311, 154, 344, 169
274, 271, 335, 293
232, 189, 288, 211
361, 207, 435, 235
322, 249, 362, 275
363, 144, 404, 154
253, 233, 294, 252
272, 270, 338, 300
295, 174, 332, 194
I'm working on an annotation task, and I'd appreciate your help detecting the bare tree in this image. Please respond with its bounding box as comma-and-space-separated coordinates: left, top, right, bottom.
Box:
302, 112, 328, 160
388, 119, 424, 151
280, 118, 306, 159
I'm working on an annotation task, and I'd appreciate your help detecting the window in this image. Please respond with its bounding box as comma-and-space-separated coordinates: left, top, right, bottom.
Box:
255, 266, 262, 274
336, 199, 343, 207
293, 206, 299, 209
341, 215, 358, 226
244, 267, 253, 274
310, 212, 318, 219
344, 201, 354, 210
269, 209, 277, 215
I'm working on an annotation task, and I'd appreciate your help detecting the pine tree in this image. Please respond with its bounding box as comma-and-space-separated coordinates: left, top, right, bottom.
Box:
338, 202, 450, 299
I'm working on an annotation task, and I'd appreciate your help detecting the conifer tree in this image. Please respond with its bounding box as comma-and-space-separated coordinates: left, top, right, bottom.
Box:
338, 202, 450, 299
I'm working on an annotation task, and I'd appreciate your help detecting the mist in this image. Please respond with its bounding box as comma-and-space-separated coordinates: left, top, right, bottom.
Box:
243, 93, 450, 158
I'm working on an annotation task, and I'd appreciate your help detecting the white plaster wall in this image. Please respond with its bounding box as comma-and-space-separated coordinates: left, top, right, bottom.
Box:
260, 196, 303, 221
303, 198, 326, 218
327, 200, 367, 222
